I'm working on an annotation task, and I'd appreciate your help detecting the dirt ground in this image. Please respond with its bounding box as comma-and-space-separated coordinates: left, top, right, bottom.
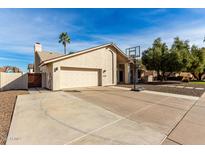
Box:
118, 83, 204, 97
0, 90, 28, 145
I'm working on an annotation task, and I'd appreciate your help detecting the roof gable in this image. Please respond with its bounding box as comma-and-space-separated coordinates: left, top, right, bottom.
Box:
39, 43, 129, 66
37, 51, 63, 62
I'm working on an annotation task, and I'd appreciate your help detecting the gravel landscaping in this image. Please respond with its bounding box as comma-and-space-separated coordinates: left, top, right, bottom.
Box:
0, 90, 28, 145
118, 83, 205, 97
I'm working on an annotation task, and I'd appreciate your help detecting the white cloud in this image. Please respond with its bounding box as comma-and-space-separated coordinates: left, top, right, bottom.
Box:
0, 9, 82, 55
89, 21, 205, 53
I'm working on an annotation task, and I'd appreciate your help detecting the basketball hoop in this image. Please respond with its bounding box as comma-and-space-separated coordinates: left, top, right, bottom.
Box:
126, 46, 140, 60
126, 46, 144, 92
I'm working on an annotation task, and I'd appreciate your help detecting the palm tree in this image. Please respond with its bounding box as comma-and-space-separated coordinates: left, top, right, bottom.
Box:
59, 32, 71, 54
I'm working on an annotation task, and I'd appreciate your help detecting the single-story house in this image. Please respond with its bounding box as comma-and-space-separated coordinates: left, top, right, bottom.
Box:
33, 42, 135, 90
0, 66, 22, 73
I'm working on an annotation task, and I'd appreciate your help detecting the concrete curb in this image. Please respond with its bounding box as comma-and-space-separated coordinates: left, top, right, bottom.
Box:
110, 86, 131, 91
142, 90, 199, 101
112, 86, 199, 101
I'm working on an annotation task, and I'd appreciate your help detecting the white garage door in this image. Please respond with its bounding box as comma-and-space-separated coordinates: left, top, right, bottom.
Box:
60, 67, 99, 89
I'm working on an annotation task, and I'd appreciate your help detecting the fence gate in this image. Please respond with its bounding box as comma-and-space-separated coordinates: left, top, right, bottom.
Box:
28, 73, 42, 88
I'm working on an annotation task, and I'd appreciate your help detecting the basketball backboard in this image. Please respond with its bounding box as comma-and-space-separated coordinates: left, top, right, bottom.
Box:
126, 46, 140, 59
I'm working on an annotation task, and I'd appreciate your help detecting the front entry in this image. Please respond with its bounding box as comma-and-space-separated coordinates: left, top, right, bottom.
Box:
119, 70, 124, 82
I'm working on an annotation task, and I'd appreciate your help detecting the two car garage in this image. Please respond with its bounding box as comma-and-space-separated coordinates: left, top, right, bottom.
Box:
60, 67, 101, 89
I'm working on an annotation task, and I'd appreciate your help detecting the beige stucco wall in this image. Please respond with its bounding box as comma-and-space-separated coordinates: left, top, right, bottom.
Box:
40, 64, 53, 89
124, 63, 129, 84
41, 72, 46, 88
48, 47, 117, 90
0, 72, 28, 91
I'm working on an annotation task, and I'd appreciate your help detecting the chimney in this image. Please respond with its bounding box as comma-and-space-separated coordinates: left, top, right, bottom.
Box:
34, 42, 42, 52
34, 42, 42, 73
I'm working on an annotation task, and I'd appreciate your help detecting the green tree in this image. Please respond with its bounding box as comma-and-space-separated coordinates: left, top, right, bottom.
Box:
142, 38, 168, 80
169, 37, 191, 72
188, 46, 205, 80
164, 50, 181, 73
142, 37, 205, 81
59, 32, 71, 54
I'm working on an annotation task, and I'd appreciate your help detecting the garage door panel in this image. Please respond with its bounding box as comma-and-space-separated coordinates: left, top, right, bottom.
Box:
61, 68, 99, 89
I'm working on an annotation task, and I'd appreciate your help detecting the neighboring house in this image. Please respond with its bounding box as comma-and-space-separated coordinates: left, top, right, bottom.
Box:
164, 72, 180, 78
141, 70, 157, 82
33, 42, 134, 90
179, 72, 194, 80
0, 66, 22, 73
0, 67, 4, 72
27, 64, 34, 73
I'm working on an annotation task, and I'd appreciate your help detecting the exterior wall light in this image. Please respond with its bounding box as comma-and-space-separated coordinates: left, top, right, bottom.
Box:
54, 67, 58, 72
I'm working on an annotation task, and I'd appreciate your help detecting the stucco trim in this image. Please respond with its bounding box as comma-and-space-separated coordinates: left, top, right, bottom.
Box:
60, 66, 101, 71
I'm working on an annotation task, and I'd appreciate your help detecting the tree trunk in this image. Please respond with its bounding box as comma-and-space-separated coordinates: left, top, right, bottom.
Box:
191, 72, 199, 80
157, 70, 160, 81
64, 43, 66, 54
162, 71, 166, 81
199, 73, 203, 81
167, 72, 172, 78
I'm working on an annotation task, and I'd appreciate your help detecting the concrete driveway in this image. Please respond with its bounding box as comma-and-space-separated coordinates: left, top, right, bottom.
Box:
6, 87, 198, 144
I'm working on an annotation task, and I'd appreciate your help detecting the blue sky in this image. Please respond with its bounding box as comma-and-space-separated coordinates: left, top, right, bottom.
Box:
0, 8, 205, 72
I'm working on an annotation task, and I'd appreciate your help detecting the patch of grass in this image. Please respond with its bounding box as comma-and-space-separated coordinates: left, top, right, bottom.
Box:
190, 81, 205, 85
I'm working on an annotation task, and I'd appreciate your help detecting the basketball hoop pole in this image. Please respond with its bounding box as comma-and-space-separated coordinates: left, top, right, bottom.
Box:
133, 59, 136, 90
126, 45, 144, 92
133, 58, 140, 91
